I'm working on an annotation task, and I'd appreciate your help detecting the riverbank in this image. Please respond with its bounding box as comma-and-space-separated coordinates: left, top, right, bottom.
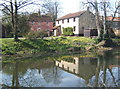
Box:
1, 36, 120, 60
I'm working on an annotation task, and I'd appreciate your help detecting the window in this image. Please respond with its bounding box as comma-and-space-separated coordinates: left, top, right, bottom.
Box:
73, 60, 75, 64
73, 26, 76, 31
67, 67, 69, 71
32, 22, 35, 25
46, 22, 49, 25
58, 21, 59, 24
67, 18, 69, 23
73, 69, 75, 73
62, 65, 64, 68
115, 22, 118, 26
38, 22, 41, 25
62, 19, 64, 23
37, 27, 41, 30
82, 27, 84, 30
73, 18, 75, 22
47, 29, 50, 32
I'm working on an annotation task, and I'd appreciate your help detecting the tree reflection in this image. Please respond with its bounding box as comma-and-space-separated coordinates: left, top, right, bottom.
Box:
2, 59, 62, 87
94, 50, 119, 87
94, 57, 100, 87
12, 62, 19, 87
2, 49, 120, 87
55, 51, 119, 87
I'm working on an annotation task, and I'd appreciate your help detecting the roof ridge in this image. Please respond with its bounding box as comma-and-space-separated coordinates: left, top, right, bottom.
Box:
57, 10, 86, 20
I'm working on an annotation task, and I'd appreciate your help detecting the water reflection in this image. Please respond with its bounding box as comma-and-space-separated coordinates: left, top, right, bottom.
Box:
1, 49, 120, 87
56, 50, 120, 87
56, 57, 97, 85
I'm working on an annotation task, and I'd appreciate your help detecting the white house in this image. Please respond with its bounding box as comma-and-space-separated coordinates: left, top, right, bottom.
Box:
53, 8, 97, 37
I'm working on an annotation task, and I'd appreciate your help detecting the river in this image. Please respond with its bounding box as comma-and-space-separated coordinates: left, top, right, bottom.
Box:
1, 48, 120, 87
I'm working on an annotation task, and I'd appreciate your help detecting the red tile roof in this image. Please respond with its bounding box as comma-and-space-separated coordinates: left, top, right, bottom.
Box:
28, 15, 53, 22
106, 16, 120, 21
57, 11, 86, 20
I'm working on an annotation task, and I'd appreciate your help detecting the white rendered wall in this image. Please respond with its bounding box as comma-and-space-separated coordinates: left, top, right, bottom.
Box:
56, 17, 79, 35
54, 30, 57, 36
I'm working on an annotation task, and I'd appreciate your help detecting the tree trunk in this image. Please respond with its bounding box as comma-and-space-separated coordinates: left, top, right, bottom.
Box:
95, 58, 100, 87
103, 1, 108, 40
95, 0, 101, 39
103, 57, 107, 87
14, 0, 18, 41
10, 0, 14, 38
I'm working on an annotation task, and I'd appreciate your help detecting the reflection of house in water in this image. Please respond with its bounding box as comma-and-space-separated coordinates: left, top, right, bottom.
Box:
56, 57, 97, 84
56, 57, 80, 74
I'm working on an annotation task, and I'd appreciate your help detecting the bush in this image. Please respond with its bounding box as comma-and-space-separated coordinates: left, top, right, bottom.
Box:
63, 27, 74, 36
38, 30, 48, 39
26, 30, 48, 39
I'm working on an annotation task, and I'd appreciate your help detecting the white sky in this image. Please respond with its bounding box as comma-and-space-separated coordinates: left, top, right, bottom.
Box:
58, 0, 82, 17
0, 0, 119, 18
58, 0, 119, 17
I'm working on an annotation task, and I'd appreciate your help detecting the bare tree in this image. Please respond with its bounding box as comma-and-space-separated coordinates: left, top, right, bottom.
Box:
100, 0, 109, 39
82, 0, 120, 40
110, 2, 120, 29
82, 0, 102, 39
102, 0, 107, 39
100, 0, 120, 39
0, 0, 40, 41
41, 0, 61, 25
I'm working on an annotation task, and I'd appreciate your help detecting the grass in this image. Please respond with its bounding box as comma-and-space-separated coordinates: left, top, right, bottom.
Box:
112, 38, 120, 46
1, 36, 98, 56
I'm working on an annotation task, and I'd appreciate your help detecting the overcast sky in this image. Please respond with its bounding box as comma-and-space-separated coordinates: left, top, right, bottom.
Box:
58, 0, 81, 17
58, 0, 119, 17
34, 0, 119, 17
0, 0, 119, 18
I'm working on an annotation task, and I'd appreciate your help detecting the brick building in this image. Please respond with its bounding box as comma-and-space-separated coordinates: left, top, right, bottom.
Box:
28, 13, 53, 36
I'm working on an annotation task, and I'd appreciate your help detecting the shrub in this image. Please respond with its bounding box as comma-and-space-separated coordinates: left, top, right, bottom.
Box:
26, 30, 48, 39
63, 27, 74, 36
38, 30, 48, 39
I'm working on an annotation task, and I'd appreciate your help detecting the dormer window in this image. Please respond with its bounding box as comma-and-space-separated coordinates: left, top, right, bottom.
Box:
67, 19, 69, 23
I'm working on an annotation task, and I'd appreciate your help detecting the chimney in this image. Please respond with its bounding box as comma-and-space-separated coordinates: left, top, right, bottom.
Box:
38, 9, 41, 16
87, 6, 90, 11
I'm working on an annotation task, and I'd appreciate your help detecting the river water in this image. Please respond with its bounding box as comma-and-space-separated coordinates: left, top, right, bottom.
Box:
1, 49, 120, 87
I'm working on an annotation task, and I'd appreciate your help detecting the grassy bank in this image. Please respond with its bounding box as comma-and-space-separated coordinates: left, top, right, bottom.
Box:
1, 36, 120, 59
1, 37, 96, 55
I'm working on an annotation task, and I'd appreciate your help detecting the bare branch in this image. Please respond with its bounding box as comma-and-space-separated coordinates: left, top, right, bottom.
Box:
17, 1, 39, 10
112, 5, 120, 21
0, 3, 11, 14
2, 9, 11, 15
